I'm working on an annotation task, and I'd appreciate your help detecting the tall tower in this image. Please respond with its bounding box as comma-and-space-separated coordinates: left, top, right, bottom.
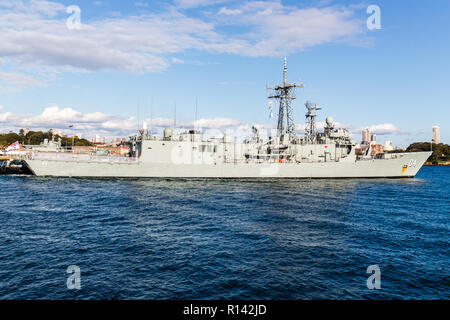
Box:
268, 57, 303, 142
361, 128, 370, 143
432, 126, 440, 144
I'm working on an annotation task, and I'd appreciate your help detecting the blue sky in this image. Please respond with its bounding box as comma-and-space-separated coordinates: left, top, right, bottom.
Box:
0, 0, 448, 146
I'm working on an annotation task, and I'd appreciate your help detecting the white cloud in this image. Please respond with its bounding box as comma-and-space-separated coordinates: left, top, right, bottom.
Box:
0, 105, 409, 141
353, 123, 406, 135
174, 0, 231, 9
218, 7, 242, 16
171, 57, 185, 64
0, 1, 216, 74
0, 71, 45, 88
0, 86, 22, 94
0, 0, 368, 86
212, 1, 366, 56
134, 2, 148, 8
191, 117, 240, 128
0, 105, 242, 137
32, 0, 65, 16
1, 105, 115, 128
143, 117, 176, 128
0, 111, 14, 122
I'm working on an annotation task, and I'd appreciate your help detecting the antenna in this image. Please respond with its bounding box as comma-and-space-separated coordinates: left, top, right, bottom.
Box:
137, 99, 140, 131
195, 97, 198, 129
267, 57, 304, 142
150, 97, 153, 136
174, 102, 177, 128
304, 101, 321, 144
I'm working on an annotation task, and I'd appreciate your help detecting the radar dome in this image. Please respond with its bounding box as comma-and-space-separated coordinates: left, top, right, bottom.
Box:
164, 127, 173, 139
326, 116, 334, 127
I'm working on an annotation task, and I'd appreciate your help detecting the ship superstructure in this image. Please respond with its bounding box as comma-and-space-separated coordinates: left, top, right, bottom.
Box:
23, 59, 431, 178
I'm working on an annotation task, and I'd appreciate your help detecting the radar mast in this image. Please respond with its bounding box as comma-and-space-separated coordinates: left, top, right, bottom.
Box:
304, 101, 321, 144
268, 57, 304, 143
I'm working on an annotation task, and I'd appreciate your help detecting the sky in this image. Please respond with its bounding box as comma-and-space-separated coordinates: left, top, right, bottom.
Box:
0, 0, 448, 147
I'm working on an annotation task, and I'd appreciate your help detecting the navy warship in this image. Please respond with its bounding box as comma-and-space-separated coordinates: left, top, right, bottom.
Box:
23, 59, 431, 178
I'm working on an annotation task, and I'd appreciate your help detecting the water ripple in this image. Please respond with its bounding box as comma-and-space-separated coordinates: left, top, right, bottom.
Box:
0, 166, 448, 299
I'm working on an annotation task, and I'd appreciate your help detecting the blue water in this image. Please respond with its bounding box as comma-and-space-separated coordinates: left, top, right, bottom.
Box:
0, 166, 448, 299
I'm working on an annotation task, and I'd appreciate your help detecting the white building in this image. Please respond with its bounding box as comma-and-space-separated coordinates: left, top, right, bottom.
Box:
384, 140, 393, 151
362, 128, 370, 143
50, 129, 64, 137
432, 126, 440, 144
21, 128, 31, 136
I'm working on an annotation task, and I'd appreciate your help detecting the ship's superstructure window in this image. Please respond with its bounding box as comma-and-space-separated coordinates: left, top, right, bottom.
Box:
200, 145, 215, 153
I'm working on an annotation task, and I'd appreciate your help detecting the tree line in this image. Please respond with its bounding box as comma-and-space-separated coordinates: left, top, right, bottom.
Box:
406, 142, 450, 164
0, 130, 92, 148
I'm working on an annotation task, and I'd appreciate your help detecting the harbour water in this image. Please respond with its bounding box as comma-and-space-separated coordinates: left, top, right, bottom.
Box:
0, 166, 448, 299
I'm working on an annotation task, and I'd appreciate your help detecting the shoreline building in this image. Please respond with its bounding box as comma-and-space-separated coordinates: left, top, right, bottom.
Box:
432, 126, 440, 144
362, 128, 370, 143
384, 140, 393, 151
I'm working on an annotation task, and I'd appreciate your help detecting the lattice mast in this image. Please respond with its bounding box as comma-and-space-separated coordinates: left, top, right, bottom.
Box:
268, 57, 303, 142
304, 101, 321, 144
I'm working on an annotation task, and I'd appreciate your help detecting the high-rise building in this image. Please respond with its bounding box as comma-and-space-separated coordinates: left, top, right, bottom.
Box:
432, 126, 440, 144
370, 134, 377, 143
362, 128, 370, 143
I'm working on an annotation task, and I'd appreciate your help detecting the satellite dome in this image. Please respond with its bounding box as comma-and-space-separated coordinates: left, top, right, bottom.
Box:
326, 116, 334, 127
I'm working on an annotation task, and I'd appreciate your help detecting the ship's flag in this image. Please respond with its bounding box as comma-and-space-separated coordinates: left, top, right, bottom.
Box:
6, 141, 20, 152
268, 100, 273, 118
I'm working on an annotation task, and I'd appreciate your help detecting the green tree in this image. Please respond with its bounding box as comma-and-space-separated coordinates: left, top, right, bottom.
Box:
406, 142, 449, 164
26, 131, 44, 145
1, 130, 94, 149
0, 132, 21, 147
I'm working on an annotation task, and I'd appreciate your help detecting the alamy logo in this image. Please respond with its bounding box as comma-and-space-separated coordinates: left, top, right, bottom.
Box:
366, 265, 381, 289
367, 5, 381, 30
66, 5, 81, 30
67, 265, 81, 290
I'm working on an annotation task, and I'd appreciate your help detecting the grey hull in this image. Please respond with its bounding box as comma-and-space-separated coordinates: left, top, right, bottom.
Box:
24, 152, 431, 178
